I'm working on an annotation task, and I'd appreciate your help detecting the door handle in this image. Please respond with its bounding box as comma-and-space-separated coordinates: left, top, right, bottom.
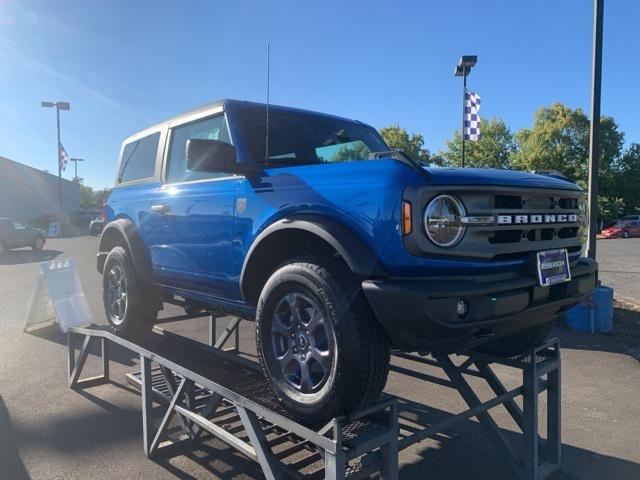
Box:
150, 204, 171, 214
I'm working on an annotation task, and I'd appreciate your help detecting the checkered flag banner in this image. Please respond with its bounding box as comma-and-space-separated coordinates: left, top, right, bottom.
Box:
464, 91, 482, 141
58, 143, 69, 171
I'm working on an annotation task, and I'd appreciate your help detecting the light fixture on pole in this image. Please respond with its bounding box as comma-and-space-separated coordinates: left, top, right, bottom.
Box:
454, 55, 477, 168
70, 158, 84, 182
41, 101, 71, 215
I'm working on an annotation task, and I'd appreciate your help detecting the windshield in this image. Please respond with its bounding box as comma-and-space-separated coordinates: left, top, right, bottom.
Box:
234, 105, 389, 165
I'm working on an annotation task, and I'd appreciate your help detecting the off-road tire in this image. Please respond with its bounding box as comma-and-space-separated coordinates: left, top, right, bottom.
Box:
256, 255, 390, 426
102, 246, 158, 335
476, 321, 553, 357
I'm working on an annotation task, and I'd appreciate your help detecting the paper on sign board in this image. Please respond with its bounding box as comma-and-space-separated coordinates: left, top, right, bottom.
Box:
23, 259, 92, 333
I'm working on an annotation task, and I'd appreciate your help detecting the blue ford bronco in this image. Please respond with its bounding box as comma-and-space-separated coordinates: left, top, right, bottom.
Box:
98, 99, 597, 423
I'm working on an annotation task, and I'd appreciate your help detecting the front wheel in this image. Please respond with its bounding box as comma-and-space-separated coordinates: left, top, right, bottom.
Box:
623, 230, 630, 239
256, 256, 390, 425
102, 246, 158, 335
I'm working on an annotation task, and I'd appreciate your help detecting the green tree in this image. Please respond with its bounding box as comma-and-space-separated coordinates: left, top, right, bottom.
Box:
511, 103, 624, 184
441, 118, 516, 169
379, 124, 435, 164
330, 142, 372, 162
609, 143, 640, 215
79, 183, 95, 208
598, 196, 625, 221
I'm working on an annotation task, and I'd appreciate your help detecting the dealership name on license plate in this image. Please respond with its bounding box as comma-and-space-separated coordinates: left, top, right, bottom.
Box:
536, 249, 571, 287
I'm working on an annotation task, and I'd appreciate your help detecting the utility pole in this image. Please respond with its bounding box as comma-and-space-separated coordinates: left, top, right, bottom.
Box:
587, 0, 604, 260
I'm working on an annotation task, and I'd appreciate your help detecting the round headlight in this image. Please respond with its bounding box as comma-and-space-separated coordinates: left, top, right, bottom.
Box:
424, 194, 466, 247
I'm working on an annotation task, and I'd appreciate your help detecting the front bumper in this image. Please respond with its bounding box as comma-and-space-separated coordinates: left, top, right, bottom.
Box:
362, 257, 597, 352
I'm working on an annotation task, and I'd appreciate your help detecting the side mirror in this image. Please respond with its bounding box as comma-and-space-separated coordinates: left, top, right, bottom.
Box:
186, 139, 237, 173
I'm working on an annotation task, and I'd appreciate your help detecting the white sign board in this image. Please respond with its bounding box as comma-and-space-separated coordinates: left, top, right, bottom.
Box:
23, 259, 93, 333
47, 221, 61, 238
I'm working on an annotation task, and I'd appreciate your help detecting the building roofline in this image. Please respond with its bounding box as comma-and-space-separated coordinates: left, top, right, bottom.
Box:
0, 155, 80, 186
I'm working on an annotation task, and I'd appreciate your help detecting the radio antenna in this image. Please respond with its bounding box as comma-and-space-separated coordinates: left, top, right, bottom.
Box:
265, 43, 270, 163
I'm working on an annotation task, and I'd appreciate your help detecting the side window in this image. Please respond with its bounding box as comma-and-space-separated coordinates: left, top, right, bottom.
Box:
12, 221, 26, 230
165, 115, 231, 184
118, 132, 160, 183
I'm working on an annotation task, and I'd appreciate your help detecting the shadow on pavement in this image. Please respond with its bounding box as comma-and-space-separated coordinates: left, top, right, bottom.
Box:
554, 312, 640, 361
0, 249, 63, 265
26, 323, 138, 368
396, 396, 640, 480
153, 441, 264, 480
0, 397, 31, 480
63, 381, 640, 480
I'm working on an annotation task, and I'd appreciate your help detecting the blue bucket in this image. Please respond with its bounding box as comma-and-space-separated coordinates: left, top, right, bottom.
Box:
566, 286, 613, 333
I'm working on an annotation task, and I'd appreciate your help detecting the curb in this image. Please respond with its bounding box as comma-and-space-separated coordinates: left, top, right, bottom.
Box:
614, 294, 640, 309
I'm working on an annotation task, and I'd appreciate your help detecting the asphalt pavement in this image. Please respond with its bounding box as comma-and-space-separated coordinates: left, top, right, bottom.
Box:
1, 236, 639, 479
597, 238, 640, 301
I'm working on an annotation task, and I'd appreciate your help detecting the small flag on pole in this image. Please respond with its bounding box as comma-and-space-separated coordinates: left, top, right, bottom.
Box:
464, 92, 482, 141
58, 143, 69, 171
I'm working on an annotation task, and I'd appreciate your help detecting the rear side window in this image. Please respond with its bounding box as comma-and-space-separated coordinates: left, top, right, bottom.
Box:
118, 132, 160, 183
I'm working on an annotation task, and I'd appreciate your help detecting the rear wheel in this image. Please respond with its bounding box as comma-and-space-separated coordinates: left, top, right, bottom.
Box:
102, 246, 158, 335
32, 237, 44, 251
623, 230, 630, 239
256, 256, 390, 425
476, 321, 553, 357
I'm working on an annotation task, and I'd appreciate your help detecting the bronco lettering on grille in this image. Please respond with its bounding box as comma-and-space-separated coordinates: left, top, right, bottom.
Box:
496, 214, 578, 225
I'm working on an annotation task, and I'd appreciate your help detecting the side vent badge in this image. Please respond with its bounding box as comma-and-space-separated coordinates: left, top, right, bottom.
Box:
236, 197, 247, 214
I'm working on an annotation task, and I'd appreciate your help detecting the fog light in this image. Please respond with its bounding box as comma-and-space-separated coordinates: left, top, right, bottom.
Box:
456, 299, 468, 317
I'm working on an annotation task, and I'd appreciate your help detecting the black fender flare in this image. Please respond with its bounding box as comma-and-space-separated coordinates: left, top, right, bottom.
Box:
240, 214, 387, 301
97, 218, 152, 279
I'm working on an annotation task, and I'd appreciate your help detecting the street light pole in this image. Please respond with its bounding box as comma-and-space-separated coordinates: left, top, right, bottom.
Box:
56, 106, 62, 209
461, 67, 467, 167
41, 101, 70, 216
587, 0, 604, 260
70, 158, 84, 182
454, 56, 477, 168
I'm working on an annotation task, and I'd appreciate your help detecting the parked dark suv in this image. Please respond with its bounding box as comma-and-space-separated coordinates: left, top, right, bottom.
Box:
0, 218, 46, 255
98, 100, 597, 423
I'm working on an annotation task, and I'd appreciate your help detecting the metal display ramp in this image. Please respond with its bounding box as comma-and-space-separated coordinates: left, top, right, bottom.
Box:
67, 314, 561, 480
67, 323, 399, 480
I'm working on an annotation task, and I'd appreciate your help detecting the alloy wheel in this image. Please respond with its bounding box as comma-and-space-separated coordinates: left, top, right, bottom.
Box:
106, 264, 128, 325
270, 293, 335, 394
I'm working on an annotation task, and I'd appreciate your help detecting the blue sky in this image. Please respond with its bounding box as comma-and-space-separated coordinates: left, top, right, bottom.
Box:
0, 0, 637, 189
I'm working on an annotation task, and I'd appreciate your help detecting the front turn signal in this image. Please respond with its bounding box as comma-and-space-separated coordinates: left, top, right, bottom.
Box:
402, 201, 412, 235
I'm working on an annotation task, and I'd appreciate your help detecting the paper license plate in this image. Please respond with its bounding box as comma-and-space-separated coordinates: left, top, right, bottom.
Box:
536, 249, 571, 287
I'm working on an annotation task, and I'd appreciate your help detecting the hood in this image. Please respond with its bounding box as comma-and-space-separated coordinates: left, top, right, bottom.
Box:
423, 167, 582, 191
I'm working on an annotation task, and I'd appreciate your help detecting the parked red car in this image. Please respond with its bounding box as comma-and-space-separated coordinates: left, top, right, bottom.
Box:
601, 217, 640, 239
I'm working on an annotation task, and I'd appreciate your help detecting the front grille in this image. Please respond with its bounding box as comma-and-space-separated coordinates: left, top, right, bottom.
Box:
466, 189, 584, 259
488, 226, 579, 244
403, 184, 586, 261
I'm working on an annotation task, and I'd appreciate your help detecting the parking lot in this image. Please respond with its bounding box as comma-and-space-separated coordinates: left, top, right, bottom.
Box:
1, 236, 639, 479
